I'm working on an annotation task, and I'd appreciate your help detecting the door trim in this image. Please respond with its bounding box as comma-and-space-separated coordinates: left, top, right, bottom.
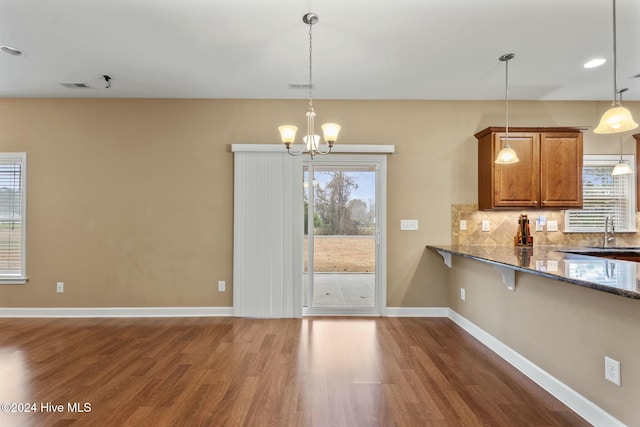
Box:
302, 155, 387, 317
232, 144, 394, 154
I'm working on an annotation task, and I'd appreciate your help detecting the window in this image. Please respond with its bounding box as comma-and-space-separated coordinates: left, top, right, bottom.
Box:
0, 153, 26, 284
565, 155, 635, 233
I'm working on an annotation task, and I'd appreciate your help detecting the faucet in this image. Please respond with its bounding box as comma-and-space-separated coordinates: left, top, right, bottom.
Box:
605, 260, 616, 279
603, 215, 615, 248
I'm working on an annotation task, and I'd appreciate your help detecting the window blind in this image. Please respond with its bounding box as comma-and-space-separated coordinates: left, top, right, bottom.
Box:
565, 156, 635, 233
0, 153, 26, 281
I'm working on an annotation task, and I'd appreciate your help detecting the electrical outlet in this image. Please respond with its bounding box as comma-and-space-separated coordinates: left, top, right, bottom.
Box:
217, 280, 226, 292
605, 356, 621, 386
56, 282, 64, 293
460, 288, 466, 301
459, 220, 467, 231
482, 220, 490, 232
547, 220, 558, 232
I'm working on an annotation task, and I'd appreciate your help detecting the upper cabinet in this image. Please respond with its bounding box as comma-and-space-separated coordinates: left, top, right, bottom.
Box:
476, 127, 583, 210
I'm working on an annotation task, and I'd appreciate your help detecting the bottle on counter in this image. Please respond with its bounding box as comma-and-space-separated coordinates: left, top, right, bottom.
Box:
514, 213, 533, 246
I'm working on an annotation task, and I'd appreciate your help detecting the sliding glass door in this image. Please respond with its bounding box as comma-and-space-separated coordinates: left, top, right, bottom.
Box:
303, 156, 386, 316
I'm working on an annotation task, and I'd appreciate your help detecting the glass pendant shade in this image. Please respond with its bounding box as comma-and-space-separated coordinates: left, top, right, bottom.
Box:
611, 161, 633, 175
303, 134, 320, 151
321, 123, 341, 144
595, 0, 638, 135
495, 146, 519, 164
594, 106, 639, 134
279, 125, 298, 145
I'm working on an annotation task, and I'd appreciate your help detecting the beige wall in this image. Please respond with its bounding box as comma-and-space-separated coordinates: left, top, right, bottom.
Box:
445, 253, 640, 426
0, 98, 637, 308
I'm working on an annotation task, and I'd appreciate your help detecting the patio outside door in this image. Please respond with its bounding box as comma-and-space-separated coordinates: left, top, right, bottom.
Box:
303, 155, 386, 316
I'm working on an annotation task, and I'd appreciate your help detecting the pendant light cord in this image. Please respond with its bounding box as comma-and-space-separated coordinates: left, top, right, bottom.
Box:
499, 53, 515, 147
505, 57, 510, 145
308, 21, 313, 108
612, 0, 618, 105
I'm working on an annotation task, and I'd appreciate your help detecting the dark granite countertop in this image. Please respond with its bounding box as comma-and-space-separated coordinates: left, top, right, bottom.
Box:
426, 245, 640, 299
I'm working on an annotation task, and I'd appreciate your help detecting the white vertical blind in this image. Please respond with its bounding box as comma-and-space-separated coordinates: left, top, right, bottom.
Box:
233, 151, 303, 318
565, 155, 636, 232
0, 153, 26, 282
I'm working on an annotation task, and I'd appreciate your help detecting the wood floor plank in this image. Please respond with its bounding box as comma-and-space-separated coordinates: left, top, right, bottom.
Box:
0, 317, 591, 426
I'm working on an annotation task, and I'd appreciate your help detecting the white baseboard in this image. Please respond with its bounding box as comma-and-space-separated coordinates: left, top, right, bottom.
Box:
384, 307, 449, 317
0, 307, 233, 318
448, 309, 625, 427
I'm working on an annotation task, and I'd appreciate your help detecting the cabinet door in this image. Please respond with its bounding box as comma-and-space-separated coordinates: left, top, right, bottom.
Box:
492, 133, 540, 208
539, 133, 583, 208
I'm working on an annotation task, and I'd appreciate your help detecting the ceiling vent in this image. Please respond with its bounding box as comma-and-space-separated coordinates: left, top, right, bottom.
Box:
288, 83, 314, 90
59, 82, 91, 89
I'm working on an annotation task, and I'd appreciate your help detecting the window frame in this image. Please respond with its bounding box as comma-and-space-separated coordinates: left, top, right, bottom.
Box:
564, 154, 636, 233
0, 152, 27, 284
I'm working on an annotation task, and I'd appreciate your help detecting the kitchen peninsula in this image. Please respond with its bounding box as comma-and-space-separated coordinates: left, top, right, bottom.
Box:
427, 245, 640, 299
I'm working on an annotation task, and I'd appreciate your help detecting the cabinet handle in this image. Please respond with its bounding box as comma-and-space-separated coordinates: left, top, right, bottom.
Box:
534, 201, 538, 205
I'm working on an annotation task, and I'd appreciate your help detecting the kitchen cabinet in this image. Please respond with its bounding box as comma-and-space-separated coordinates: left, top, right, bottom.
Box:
476, 127, 583, 210
634, 133, 640, 211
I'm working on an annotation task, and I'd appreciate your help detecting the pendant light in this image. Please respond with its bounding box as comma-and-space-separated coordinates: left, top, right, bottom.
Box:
611, 133, 633, 175
594, 0, 638, 134
495, 53, 519, 164
279, 13, 340, 159
611, 90, 633, 175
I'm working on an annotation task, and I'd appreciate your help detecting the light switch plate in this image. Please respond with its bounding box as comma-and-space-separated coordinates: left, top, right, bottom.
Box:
400, 219, 419, 230
547, 260, 558, 271
547, 220, 558, 232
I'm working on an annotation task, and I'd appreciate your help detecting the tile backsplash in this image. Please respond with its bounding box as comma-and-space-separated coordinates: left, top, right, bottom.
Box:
451, 204, 640, 247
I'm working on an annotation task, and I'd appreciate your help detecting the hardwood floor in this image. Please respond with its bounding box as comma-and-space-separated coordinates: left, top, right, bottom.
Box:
0, 317, 589, 426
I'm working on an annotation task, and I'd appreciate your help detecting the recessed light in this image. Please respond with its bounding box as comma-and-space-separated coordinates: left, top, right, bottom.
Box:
0, 46, 24, 56
584, 58, 606, 69
59, 83, 91, 89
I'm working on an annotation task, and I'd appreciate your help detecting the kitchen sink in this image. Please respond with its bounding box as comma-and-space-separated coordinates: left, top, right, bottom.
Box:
560, 247, 640, 262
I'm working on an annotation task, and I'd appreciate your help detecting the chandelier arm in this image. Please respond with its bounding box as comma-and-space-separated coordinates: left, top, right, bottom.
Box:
287, 147, 305, 157
314, 145, 332, 155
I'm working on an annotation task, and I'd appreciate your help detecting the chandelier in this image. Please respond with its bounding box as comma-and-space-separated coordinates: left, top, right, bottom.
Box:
279, 13, 340, 159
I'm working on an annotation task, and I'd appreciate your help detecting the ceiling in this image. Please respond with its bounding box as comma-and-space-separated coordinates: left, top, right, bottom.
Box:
1, 0, 639, 101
